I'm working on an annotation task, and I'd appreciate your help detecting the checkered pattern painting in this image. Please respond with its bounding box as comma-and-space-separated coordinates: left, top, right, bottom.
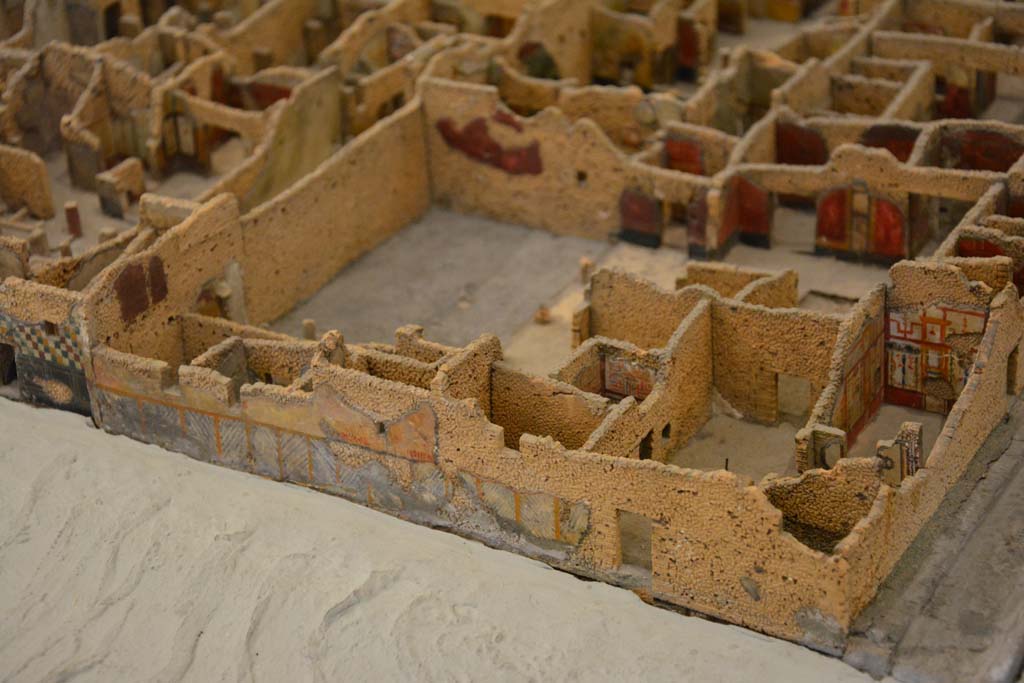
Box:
0, 312, 84, 371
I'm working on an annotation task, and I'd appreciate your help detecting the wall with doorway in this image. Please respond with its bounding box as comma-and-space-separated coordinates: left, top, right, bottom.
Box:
712, 299, 842, 424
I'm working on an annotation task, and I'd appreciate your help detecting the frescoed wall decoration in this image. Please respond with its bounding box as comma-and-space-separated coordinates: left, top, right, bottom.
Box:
603, 354, 656, 401
832, 309, 884, 442
0, 310, 90, 414
816, 185, 908, 261
884, 304, 986, 413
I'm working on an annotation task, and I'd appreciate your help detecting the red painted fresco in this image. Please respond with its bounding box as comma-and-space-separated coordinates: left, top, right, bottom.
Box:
956, 237, 1005, 259
148, 255, 168, 305
664, 137, 703, 175
776, 122, 828, 166
603, 355, 655, 400
248, 82, 292, 110
114, 263, 149, 323
687, 190, 709, 249
885, 385, 925, 410
938, 82, 973, 119
719, 184, 740, 246
492, 110, 523, 132
721, 176, 771, 246
676, 18, 698, 70
860, 125, 919, 162
1008, 195, 1024, 219
317, 391, 437, 463
885, 305, 987, 415
872, 198, 906, 258
436, 117, 543, 175
839, 315, 885, 445
211, 65, 229, 105
737, 177, 771, 237
908, 194, 932, 254
956, 130, 1024, 173
816, 189, 847, 247
386, 404, 437, 462
619, 188, 662, 235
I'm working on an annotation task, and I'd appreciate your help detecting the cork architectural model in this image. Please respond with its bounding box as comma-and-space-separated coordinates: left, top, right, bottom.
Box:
2, 0, 1024, 655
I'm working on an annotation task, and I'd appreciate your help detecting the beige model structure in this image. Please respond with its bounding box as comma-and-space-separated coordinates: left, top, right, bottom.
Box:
3, 0, 1024, 655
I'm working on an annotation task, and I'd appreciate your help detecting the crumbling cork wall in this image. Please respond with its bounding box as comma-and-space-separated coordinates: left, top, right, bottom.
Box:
229, 67, 343, 210
581, 268, 703, 348
239, 101, 429, 324
6, 0, 1024, 655
30, 228, 140, 290
0, 143, 52, 217
83, 193, 244, 367
801, 284, 886, 456
490, 361, 610, 449
711, 300, 842, 424
837, 285, 1024, 621
205, 0, 332, 73
79, 277, 852, 649
578, 297, 715, 462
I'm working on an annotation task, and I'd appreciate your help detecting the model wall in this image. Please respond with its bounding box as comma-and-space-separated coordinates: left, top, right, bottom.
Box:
240, 100, 430, 324
583, 269, 704, 348
86, 325, 859, 650
711, 300, 842, 424
208, 0, 322, 73
837, 285, 1024, 619
583, 299, 715, 462
421, 77, 703, 241
83, 194, 244, 368
0, 143, 52, 217
236, 68, 343, 211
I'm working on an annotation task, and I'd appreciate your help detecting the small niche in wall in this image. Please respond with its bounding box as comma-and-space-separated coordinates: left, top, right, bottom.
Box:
617, 510, 653, 572
777, 373, 811, 422
104, 2, 122, 40
483, 14, 514, 37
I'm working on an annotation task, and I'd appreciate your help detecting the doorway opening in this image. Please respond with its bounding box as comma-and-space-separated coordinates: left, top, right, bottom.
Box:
639, 430, 653, 460
0, 342, 18, 399
1008, 346, 1019, 395
104, 2, 121, 39
617, 509, 652, 572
